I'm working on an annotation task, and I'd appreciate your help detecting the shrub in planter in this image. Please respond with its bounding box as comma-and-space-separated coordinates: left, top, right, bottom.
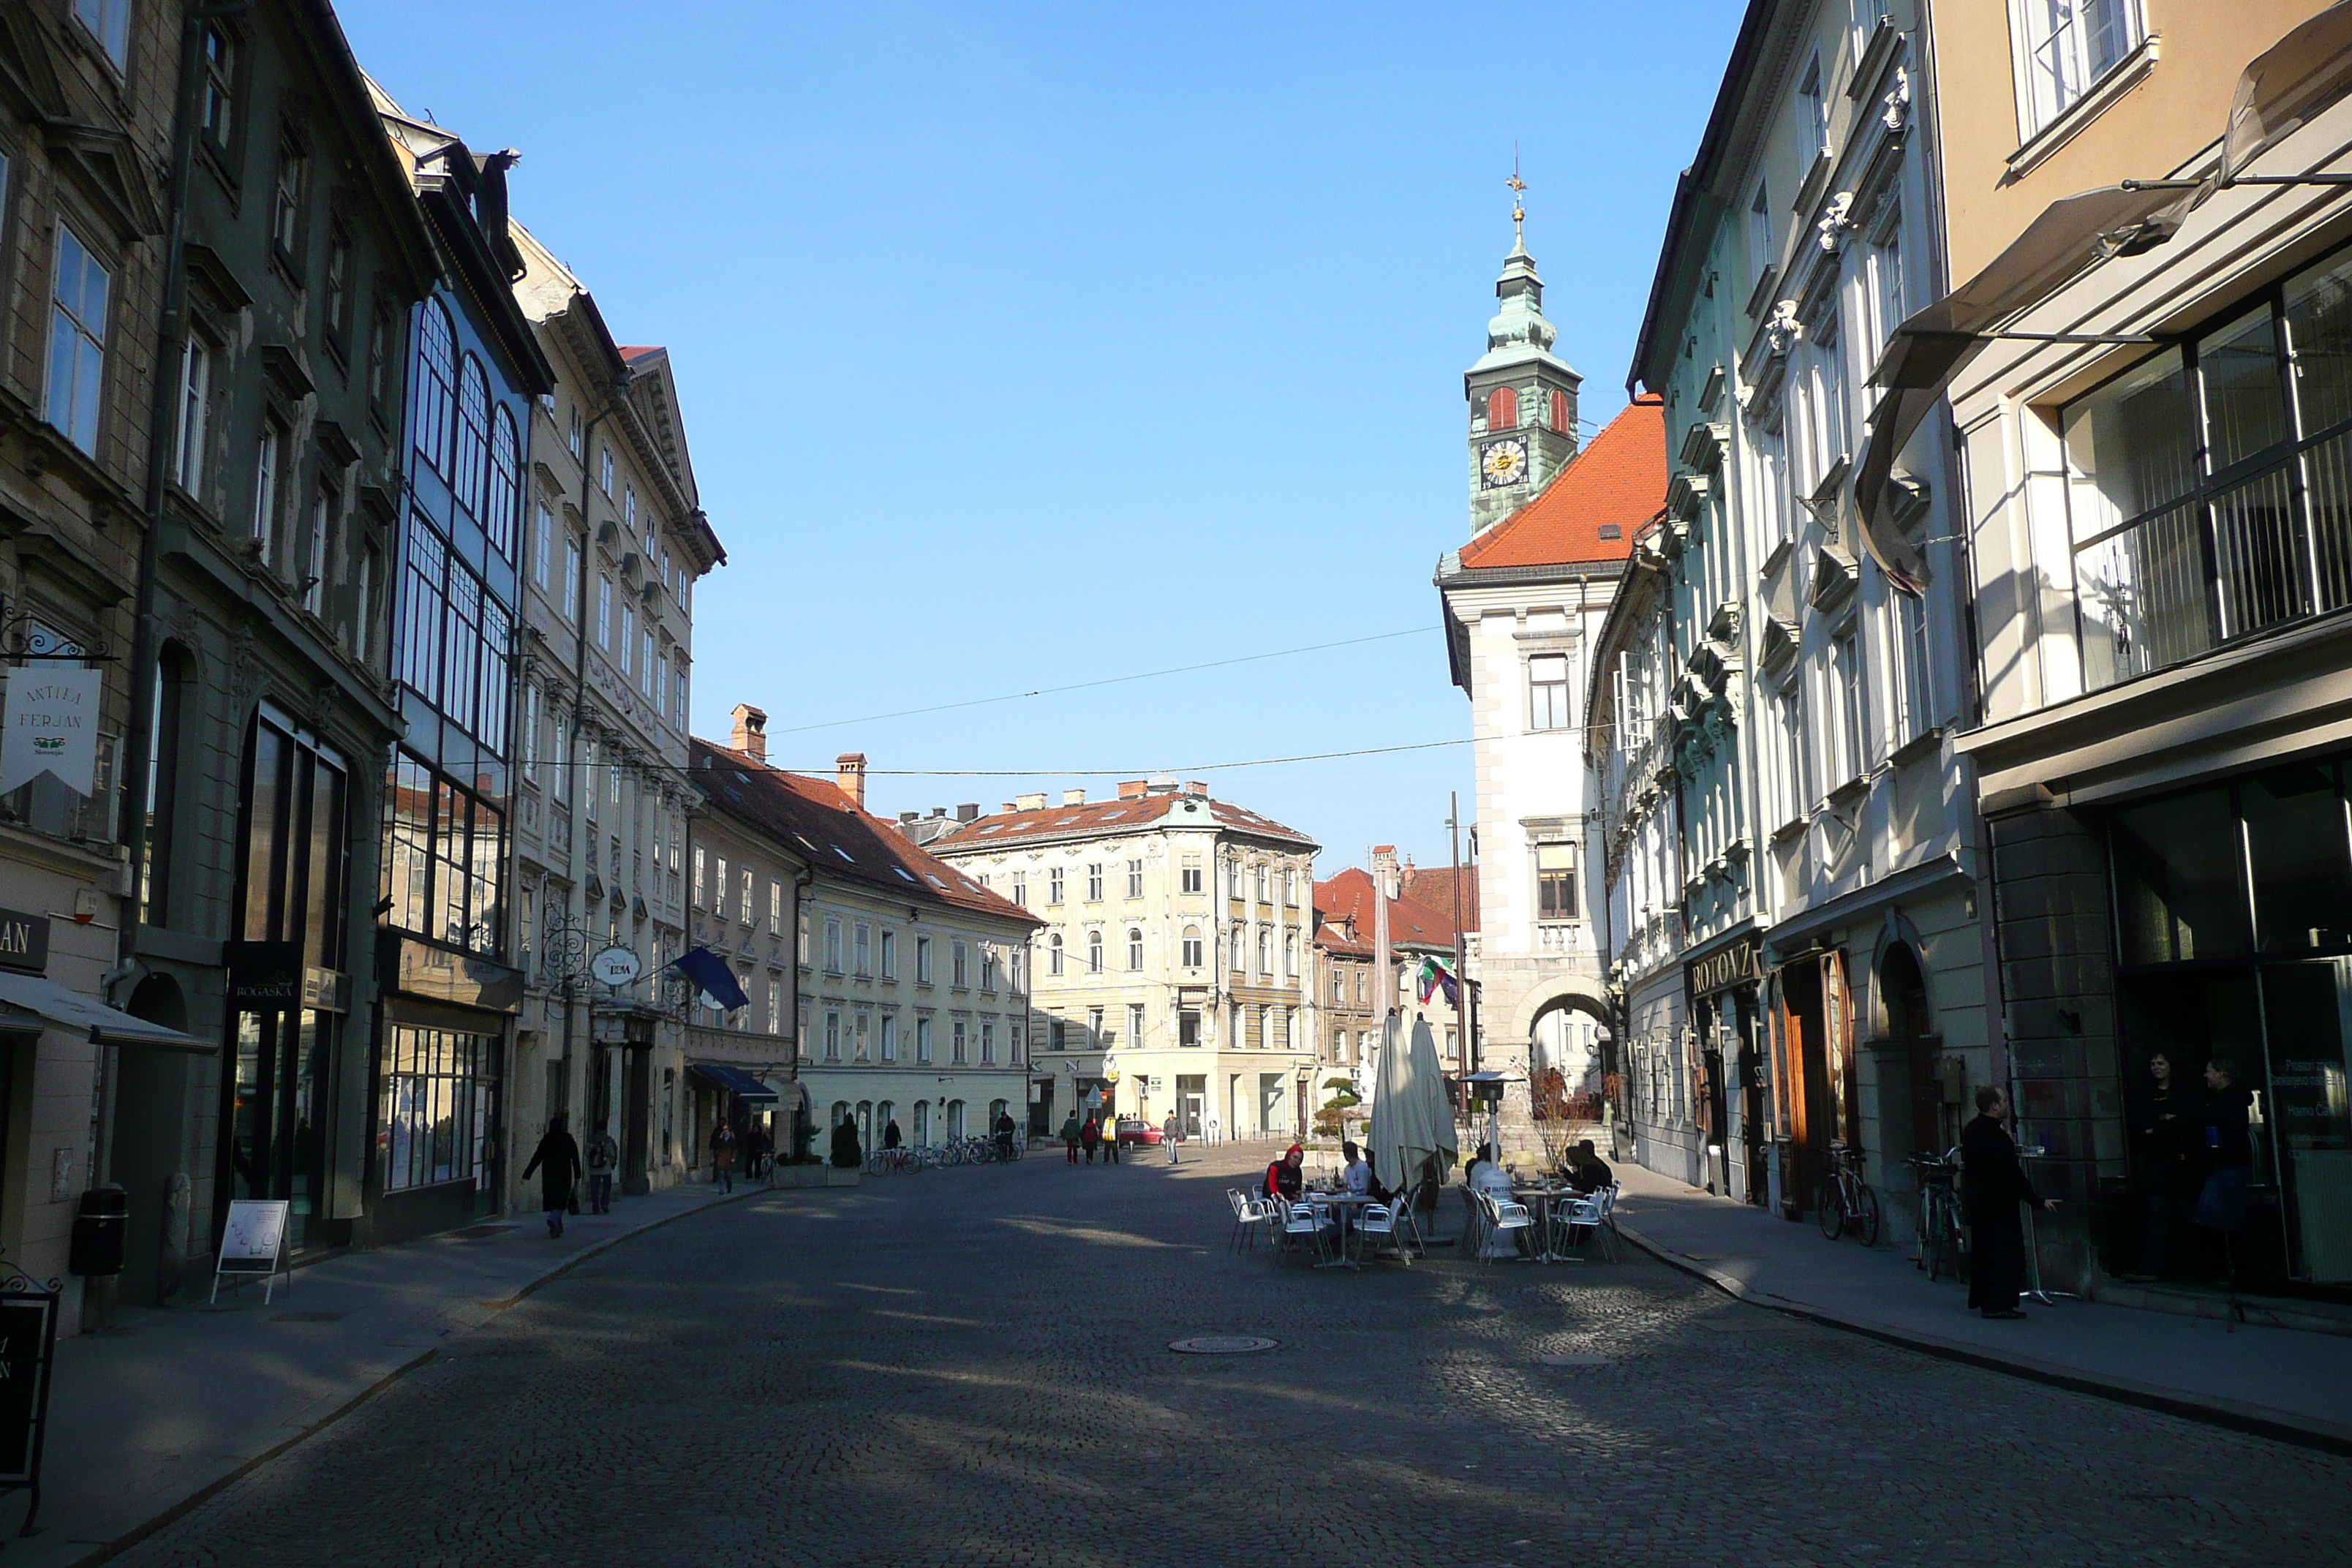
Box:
830, 1121, 862, 1169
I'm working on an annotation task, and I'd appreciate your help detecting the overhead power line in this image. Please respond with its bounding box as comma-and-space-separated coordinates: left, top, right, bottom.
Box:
764, 625, 1441, 736
760, 739, 1473, 777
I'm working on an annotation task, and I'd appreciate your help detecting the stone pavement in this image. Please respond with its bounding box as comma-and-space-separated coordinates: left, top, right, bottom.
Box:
1608, 1161, 2352, 1451
69, 1142, 2352, 1567
16, 1177, 761, 1567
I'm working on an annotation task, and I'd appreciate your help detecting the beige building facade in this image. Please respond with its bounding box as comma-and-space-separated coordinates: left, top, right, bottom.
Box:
932, 780, 1318, 1142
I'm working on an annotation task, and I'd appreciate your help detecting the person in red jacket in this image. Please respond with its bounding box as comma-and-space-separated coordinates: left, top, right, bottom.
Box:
1079, 1116, 1102, 1164
1264, 1143, 1305, 1202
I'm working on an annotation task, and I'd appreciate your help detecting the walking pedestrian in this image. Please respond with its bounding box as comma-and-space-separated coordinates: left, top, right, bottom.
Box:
712, 1119, 738, 1194
583, 1123, 619, 1214
1103, 1117, 1122, 1164
521, 1112, 581, 1239
1961, 1086, 2058, 1319
1061, 1112, 1082, 1164
1079, 1116, 1101, 1164
2194, 1057, 2255, 1282
1163, 1112, 1181, 1165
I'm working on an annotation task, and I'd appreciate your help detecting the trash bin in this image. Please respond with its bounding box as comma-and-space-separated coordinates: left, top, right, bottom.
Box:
69, 1184, 128, 1277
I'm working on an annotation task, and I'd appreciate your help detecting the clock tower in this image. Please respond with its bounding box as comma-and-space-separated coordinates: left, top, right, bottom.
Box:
1466, 204, 1580, 537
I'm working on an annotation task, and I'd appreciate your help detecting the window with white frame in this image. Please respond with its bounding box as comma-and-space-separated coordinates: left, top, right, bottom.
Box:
73, 0, 130, 68
174, 338, 211, 494
1086, 930, 1103, 973
980, 1021, 995, 1064
1086, 863, 1103, 902
1048, 867, 1065, 905
766, 977, 782, 1036
1800, 54, 1829, 158
1749, 182, 1774, 289
2010, 0, 2143, 142
1891, 589, 1932, 745
951, 1019, 968, 1064
824, 916, 843, 972
1537, 843, 1578, 922
47, 227, 111, 457
824, 1010, 841, 1061
1126, 927, 1143, 971
1010, 871, 1026, 907
1048, 932, 1063, 976
1830, 629, 1867, 783
1863, 223, 1906, 374
854, 921, 871, 976
1182, 926, 1202, 968
1181, 856, 1202, 894
880, 1014, 897, 1061
1128, 1003, 1145, 1047
1128, 859, 1144, 899
952, 940, 969, 987
1529, 652, 1572, 730
916, 934, 932, 983
916, 1015, 933, 1064
880, 927, 896, 979
768, 878, 783, 934
854, 1011, 870, 1060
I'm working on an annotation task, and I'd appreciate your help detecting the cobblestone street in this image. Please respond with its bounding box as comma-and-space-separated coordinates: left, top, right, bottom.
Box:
120, 1148, 2352, 1568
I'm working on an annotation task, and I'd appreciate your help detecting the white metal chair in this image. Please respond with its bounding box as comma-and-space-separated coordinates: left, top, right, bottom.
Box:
1382, 1182, 1425, 1260
1477, 1189, 1534, 1264
1227, 1188, 1270, 1253
1459, 1184, 1487, 1256
1550, 1183, 1620, 1261
1274, 1196, 1329, 1265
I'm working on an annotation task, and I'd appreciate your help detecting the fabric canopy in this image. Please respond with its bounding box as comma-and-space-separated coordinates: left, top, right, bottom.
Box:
1852, 181, 2203, 595
688, 1061, 780, 1102
2224, 0, 2352, 183
0, 970, 209, 1052
1368, 1014, 1456, 1201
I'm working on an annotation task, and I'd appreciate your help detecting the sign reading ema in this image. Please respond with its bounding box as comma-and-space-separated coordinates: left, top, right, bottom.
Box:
1687, 935, 1763, 998
0, 664, 101, 797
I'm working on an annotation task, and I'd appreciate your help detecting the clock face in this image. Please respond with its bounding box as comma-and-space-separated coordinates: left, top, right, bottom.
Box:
1480, 437, 1530, 488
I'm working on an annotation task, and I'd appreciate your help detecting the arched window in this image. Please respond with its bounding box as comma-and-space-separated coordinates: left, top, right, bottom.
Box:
455, 356, 490, 516
1048, 932, 1064, 976
1182, 926, 1202, 968
1087, 930, 1103, 973
1284, 931, 1297, 974
1127, 927, 1144, 971
913, 1100, 930, 1145
414, 302, 456, 473
1548, 388, 1570, 434
1489, 385, 1519, 430
486, 405, 520, 559
1231, 924, 1245, 971
946, 1099, 966, 1140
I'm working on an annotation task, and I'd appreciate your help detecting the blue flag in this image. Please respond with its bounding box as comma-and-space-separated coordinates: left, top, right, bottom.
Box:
671, 946, 749, 1011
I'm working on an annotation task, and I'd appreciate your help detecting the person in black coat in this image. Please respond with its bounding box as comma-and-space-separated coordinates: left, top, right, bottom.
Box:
1962, 1086, 2059, 1319
521, 1112, 582, 1239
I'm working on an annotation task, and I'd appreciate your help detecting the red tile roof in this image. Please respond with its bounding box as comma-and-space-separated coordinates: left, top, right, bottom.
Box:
1313, 868, 1462, 951
1313, 919, 1375, 958
1458, 395, 1665, 570
934, 791, 1317, 851
691, 739, 1041, 927
1401, 864, 1480, 932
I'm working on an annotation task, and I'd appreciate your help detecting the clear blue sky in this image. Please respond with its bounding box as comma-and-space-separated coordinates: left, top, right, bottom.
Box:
342, 1, 1743, 875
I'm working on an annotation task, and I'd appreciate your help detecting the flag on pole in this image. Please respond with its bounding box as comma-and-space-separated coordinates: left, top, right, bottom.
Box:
670, 946, 750, 1011
1416, 955, 1458, 1006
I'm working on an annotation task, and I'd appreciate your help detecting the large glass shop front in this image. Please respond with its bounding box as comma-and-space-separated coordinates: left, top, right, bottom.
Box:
2108, 752, 2352, 1289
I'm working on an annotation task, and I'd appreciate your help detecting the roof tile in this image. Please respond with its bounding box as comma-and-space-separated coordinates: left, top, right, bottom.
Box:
1459, 395, 1665, 570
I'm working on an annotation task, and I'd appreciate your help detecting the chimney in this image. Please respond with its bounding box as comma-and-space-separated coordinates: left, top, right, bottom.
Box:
731, 704, 768, 763
1015, 792, 1047, 812
836, 752, 867, 810
1062, 788, 1086, 806
1373, 845, 1401, 900
899, 810, 919, 823
1145, 773, 1177, 795
1183, 780, 1208, 797
955, 803, 980, 823
1117, 780, 1149, 800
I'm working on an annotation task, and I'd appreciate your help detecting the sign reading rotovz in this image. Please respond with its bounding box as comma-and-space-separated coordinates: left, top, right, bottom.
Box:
0, 664, 101, 796
1687, 935, 1763, 998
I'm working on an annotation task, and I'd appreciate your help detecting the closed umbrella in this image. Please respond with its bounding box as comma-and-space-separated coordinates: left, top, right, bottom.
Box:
1370, 1014, 1458, 1231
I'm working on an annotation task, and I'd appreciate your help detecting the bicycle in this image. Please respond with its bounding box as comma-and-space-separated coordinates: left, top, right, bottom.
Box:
1817, 1140, 1882, 1247
866, 1147, 921, 1176
1907, 1147, 1967, 1281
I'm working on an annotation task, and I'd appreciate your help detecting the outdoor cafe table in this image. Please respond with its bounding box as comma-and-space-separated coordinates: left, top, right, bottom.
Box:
1511, 1184, 1585, 1264
1308, 1191, 1382, 1270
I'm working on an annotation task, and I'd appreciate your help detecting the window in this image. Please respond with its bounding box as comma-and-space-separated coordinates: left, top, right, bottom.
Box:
1088, 1006, 1104, 1046
1830, 630, 1867, 782
46, 227, 109, 456
1257, 927, 1270, 974
1799, 55, 1828, 158
916, 935, 933, 983
1010, 872, 1026, 907
1891, 588, 1932, 745
532, 503, 552, 588
1128, 859, 1144, 899
951, 1019, 968, 1065
1048, 932, 1063, 976
1799, 309, 1850, 491
565, 538, 582, 622
738, 866, 755, 925
377, 1028, 499, 1194
1537, 843, 1578, 921
1284, 931, 1297, 976
1182, 926, 1202, 968
301, 487, 330, 614
173, 339, 211, 494
369, 306, 393, 418
1180, 856, 1202, 894
1011, 1024, 1025, 1065
1128, 1003, 1146, 1047
1283, 869, 1295, 905
599, 445, 614, 495
768, 878, 783, 934
415, 303, 455, 473
1863, 227, 1905, 375
824, 916, 843, 972
980, 1022, 995, 1065
2012, 0, 2143, 140
1548, 388, 1570, 434
567, 403, 583, 459
198, 23, 234, 151
271, 138, 306, 262
72, 0, 129, 69
916, 1016, 932, 1064
1332, 970, 1343, 1003
1086, 863, 1103, 902
981, 945, 1000, 990
1048, 867, 1064, 905
1529, 652, 1571, 730
598, 576, 612, 648
880, 928, 897, 979
854, 1013, 870, 1061
251, 421, 282, 554
1087, 930, 1103, 973
1749, 182, 1773, 288
1489, 385, 1519, 430
619, 606, 634, 672
1256, 865, 1269, 902
854, 922, 871, 976
487, 408, 521, 557
1126, 927, 1143, 971
1231, 924, 1245, 971
880, 1014, 897, 1061
323, 226, 352, 352
824, 1011, 841, 1062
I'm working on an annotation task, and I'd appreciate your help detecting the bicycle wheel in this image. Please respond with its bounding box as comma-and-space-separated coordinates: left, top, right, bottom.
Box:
1855, 1184, 1882, 1248
866, 1152, 887, 1177
1817, 1183, 1844, 1240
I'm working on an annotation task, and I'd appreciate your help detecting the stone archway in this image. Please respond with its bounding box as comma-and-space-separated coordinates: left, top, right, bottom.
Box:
1509, 974, 1613, 1045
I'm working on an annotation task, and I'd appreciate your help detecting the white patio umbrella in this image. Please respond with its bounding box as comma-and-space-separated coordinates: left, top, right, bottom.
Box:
1368, 1013, 1458, 1219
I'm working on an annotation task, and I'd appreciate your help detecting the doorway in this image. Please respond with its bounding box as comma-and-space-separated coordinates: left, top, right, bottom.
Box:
1177, 1074, 1205, 1138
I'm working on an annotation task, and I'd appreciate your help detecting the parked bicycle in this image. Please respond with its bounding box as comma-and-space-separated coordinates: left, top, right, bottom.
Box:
866, 1147, 921, 1176
1907, 1147, 1967, 1281
1817, 1140, 1882, 1246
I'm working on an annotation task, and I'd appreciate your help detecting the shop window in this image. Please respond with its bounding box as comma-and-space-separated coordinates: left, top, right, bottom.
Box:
2244, 763, 2352, 956
2111, 788, 2250, 966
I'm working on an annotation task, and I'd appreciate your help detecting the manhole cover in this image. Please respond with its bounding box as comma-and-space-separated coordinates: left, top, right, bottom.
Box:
1169, 1335, 1279, 1355
271, 1312, 348, 1324
1538, 1352, 1613, 1368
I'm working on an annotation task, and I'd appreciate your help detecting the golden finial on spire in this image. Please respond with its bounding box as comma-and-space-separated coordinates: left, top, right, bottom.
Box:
1507, 143, 1527, 239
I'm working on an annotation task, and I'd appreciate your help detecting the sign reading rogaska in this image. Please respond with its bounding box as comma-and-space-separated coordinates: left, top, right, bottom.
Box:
0, 663, 101, 796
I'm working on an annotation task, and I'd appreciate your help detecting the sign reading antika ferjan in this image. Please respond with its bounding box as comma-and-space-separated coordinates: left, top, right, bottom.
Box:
0, 664, 101, 796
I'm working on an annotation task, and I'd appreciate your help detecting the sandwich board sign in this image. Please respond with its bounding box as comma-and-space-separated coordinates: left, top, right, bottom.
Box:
211, 1199, 292, 1305
0, 1287, 59, 1531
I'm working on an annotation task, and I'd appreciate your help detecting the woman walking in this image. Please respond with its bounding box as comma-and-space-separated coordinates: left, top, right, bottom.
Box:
521, 1112, 582, 1239
712, 1120, 739, 1194
1061, 1112, 1082, 1164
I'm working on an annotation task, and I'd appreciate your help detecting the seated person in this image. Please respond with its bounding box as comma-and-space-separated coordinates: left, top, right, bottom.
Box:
1264, 1143, 1305, 1203
1341, 1141, 1393, 1202
1563, 1138, 1614, 1194
1466, 1142, 1516, 1201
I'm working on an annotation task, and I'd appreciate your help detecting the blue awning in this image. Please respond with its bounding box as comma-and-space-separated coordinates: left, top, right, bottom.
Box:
688, 1062, 779, 1103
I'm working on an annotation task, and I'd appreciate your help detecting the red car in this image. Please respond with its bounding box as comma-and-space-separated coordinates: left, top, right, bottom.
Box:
1113, 1117, 1164, 1146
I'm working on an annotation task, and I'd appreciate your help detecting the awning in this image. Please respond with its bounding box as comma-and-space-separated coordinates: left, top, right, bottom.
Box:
0, 971, 211, 1052
687, 1062, 779, 1102
2225, 0, 2352, 184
